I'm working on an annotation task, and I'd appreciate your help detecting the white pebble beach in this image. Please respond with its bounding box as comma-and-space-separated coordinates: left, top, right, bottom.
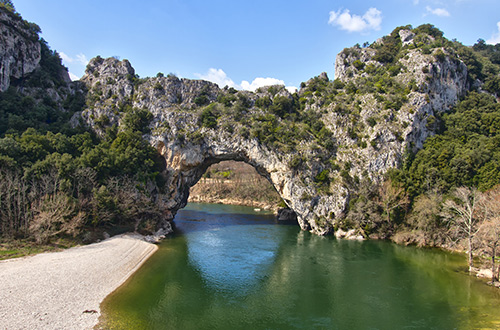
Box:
0, 233, 158, 330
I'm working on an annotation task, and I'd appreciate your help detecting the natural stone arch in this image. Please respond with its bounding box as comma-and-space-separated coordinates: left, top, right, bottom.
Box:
152, 132, 347, 235
80, 51, 469, 236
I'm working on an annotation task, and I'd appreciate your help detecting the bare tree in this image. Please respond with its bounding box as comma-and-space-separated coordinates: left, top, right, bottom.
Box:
30, 193, 84, 244
0, 170, 31, 237
407, 191, 445, 246
377, 178, 409, 224
442, 187, 481, 272
477, 219, 500, 282
477, 186, 500, 281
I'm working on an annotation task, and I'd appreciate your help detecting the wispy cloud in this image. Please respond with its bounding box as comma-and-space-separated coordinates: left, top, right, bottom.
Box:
59, 52, 89, 65
195, 68, 296, 93
487, 21, 500, 44
425, 6, 450, 17
59, 52, 89, 81
328, 8, 382, 33
68, 72, 80, 81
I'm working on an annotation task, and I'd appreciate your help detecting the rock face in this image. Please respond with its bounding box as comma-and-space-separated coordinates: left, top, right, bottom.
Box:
79, 27, 472, 236
332, 29, 468, 182
81, 59, 346, 235
0, 7, 41, 92
276, 208, 299, 225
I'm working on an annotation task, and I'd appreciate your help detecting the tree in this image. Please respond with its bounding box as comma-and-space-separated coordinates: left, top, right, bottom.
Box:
477, 218, 500, 282
377, 178, 409, 224
0, 0, 15, 12
441, 187, 481, 272
407, 191, 445, 246
477, 186, 500, 281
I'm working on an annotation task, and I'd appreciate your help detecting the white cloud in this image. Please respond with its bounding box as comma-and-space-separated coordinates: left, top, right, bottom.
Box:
425, 6, 450, 17
59, 52, 72, 63
68, 72, 80, 81
59, 52, 88, 81
328, 7, 382, 33
195, 68, 236, 88
241, 77, 285, 92
76, 54, 89, 65
487, 21, 500, 44
59, 52, 89, 65
195, 68, 296, 93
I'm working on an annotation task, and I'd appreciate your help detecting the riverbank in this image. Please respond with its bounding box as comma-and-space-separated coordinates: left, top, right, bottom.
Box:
188, 160, 282, 212
188, 195, 278, 212
0, 233, 157, 330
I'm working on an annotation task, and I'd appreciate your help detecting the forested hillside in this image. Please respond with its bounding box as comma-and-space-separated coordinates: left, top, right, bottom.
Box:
0, 0, 499, 275
0, 4, 168, 248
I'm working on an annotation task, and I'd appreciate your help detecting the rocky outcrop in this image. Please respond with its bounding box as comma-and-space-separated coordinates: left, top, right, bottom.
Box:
331, 29, 468, 183
78, 27, 471, 236
276, 208, 298, 225
80, 58, 346, 235
0, 7, 41, 92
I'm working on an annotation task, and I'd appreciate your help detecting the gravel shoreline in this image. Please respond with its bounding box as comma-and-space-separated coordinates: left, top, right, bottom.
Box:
0, 233, 158, 330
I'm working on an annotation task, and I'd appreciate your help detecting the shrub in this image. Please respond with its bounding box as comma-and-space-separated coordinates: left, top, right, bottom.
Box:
315, 169, 330, 185
123, 108, 153, 133
353, 60, 365, 70
199, 106, 218, 129
194, 95, 209, 106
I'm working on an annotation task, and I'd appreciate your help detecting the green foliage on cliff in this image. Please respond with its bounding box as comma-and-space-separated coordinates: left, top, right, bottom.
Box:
394, 92, 500, 196
0, 43, 166, 241
0, 87, 85, 136
0, 0, 15, 12
199, 104, 219, 129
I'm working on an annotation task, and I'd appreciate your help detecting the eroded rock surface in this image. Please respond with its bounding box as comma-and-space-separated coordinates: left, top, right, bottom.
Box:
79, 28, 471, 236
0, 8, 41, 91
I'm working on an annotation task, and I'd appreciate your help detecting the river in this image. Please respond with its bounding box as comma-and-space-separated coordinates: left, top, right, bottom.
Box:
99, 203, 500, 329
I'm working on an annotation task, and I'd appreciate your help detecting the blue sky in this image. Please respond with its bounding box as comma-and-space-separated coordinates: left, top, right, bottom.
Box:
13, 0, 500, 91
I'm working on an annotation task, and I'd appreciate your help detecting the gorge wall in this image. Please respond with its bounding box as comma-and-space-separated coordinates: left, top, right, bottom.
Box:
0, 7, 474, 236
79, 26, 471, 235
0, 8, 41, 91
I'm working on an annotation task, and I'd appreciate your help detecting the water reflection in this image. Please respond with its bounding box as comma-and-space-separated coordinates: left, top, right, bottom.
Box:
186, 225, 283, 296
100, 204, 500, 330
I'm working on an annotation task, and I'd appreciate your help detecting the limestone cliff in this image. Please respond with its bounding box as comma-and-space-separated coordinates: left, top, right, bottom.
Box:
0, 7, 41, 91
0, 6, 77, 110
79, 26, 474, 236
329, 28, 468, 181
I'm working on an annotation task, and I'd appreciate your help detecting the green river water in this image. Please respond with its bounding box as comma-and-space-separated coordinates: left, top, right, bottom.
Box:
99, 203, 500, 329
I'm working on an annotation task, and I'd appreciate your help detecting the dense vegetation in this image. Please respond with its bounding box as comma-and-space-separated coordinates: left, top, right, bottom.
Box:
0, 10, 167, 245
317, 25, 500, 277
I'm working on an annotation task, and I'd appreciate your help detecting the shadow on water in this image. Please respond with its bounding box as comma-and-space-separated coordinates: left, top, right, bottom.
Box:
100, 204, 500, 330
171, 203, 277, 235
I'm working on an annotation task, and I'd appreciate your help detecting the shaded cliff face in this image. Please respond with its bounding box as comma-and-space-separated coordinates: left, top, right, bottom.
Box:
0, 7, 41, 91
80, 26, 471, 235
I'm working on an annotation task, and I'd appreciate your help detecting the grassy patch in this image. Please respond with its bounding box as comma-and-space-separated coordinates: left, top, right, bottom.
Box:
0, 237, 78, 260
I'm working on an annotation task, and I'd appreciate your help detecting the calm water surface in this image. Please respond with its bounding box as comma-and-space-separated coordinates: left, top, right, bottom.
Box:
100, 203, 500, 329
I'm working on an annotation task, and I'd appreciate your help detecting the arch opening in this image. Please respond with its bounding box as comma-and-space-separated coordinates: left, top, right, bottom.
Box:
188, 160, 282, 211
174, 158, 299, 227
